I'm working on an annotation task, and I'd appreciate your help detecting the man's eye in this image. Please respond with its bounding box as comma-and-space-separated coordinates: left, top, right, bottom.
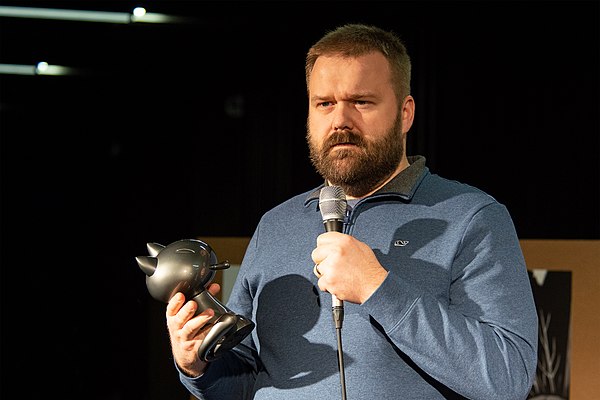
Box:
317, 101, 332, 108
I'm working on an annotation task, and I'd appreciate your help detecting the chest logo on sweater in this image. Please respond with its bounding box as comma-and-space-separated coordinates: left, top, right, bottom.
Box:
394, 239, 409, 247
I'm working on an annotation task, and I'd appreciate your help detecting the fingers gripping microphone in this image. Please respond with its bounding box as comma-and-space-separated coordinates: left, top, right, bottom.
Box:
319, 185, 347, 329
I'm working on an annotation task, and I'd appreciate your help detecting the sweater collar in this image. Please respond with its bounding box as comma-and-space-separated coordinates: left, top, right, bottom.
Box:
304, 155, 428, 206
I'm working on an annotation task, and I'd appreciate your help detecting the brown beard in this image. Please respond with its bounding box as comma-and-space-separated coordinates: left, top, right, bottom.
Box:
307, 116, 404, 197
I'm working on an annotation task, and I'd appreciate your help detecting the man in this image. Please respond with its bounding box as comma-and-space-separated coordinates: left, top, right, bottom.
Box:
165, 23, 538, 399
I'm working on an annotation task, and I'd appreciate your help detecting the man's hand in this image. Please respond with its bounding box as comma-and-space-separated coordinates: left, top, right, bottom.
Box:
166, 284, 221, 377
312, 232, 388, 304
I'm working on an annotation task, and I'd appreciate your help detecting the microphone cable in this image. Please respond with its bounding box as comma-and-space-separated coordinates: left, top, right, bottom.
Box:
333, 300, 347, 400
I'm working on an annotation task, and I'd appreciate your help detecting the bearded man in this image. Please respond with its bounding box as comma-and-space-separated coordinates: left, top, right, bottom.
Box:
165, 23, 538, 400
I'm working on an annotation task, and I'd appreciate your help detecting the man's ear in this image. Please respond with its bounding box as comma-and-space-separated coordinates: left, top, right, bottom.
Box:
401, 95, 415, 134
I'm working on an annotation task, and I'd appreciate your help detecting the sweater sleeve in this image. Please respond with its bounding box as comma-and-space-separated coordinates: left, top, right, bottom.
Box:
178, 229, 262, 400
362, 202, 538, 400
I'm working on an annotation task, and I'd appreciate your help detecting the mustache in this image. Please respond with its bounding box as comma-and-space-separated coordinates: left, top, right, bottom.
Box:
323, 130, 366, 152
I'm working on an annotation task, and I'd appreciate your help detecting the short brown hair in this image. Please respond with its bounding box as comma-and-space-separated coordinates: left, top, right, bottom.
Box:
305, 23, 412, 102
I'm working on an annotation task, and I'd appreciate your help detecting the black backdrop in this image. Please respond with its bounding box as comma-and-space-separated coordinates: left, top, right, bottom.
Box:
1, 1, 598, 399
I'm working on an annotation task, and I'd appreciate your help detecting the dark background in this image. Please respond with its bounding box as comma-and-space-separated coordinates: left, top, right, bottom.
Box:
1, 1, 598, 399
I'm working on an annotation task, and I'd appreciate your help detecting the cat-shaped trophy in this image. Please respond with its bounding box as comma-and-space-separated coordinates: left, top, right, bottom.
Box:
136, 238, 254, 361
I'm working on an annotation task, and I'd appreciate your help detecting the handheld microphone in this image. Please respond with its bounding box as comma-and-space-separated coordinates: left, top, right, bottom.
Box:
319, 185, 348, 400
318, 185, 347, 329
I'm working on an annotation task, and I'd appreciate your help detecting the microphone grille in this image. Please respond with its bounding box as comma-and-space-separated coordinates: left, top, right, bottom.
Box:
319, 185, 347, 220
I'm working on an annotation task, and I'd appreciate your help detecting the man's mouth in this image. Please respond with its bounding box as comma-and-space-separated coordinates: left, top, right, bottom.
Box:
329, 142, 358, 150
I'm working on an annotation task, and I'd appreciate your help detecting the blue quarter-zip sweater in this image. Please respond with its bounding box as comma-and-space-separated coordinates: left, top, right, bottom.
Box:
179, 155, 538, 400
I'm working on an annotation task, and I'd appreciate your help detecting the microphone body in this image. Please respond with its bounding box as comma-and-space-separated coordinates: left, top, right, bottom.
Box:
323, 219, 343, 234
318, 186, 347, 328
